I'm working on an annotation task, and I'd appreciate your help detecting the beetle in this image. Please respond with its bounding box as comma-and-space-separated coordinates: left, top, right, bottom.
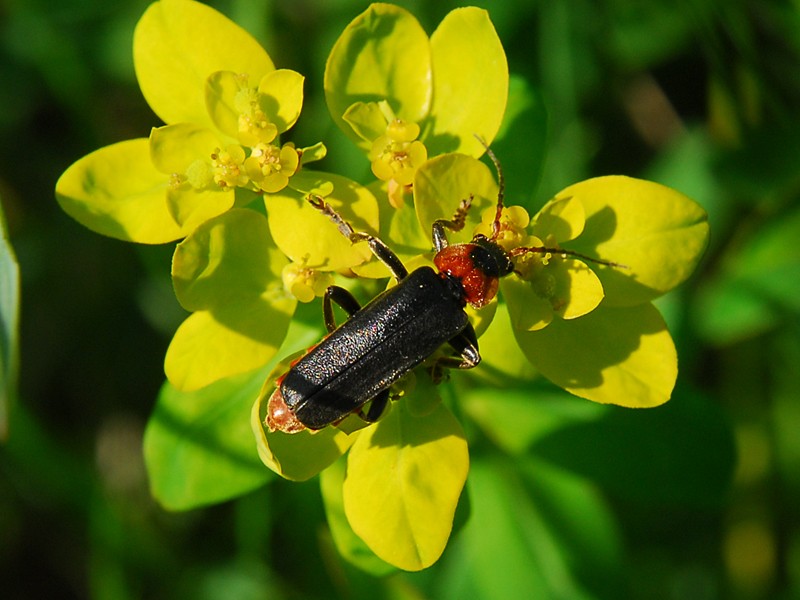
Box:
266, 147, 623, 434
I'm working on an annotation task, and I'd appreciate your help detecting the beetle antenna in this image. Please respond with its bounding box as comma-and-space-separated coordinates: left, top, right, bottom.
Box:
307, 194, 356, 240
473, 134, 505, 241
511, 246, 629, 269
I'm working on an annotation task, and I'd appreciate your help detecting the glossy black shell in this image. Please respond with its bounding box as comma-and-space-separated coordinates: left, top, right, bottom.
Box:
281, 267, 468, 429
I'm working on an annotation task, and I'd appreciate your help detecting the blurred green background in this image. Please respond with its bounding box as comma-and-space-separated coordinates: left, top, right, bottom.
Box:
2, 0, 800, 598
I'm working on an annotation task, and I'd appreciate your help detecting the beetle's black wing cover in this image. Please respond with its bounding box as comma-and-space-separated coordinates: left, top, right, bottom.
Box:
283, 267, 468, 428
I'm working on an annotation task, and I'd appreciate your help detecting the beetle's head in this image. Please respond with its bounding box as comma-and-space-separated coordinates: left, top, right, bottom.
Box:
471, 235, 514, 278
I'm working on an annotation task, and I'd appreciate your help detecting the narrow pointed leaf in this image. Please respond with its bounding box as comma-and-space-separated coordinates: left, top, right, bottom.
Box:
445, 458, 622, 599
0, 201, 19, 440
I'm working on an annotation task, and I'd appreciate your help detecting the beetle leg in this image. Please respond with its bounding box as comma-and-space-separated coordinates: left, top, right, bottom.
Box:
323, 286, 361, 332
307, 195, 408, 281
349, 232, 408, 281
446, 323, 481, 369
359, 388, 391, 423
432, 194, 473, 252
429, 324, 481, 382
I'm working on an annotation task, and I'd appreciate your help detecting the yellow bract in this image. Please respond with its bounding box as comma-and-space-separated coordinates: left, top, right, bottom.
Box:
326, 4, 508, 162
166, 210, 296, 390
281, 263, 334, 303
251, 365, 355, 481
560, 176, 710, 307
369, 120, 428, 187
134, 0, 274, 129
266, 173, 380, 272
515, 304, 678, 408
55, 139, 184, 244
342, 402, 469, 571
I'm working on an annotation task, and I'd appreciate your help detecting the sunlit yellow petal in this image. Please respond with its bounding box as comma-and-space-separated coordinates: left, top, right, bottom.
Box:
55, 139, 184, 244
134, 0, 273, 127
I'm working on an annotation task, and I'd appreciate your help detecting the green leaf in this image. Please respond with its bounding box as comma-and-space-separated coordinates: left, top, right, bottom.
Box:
695, 277, 781, 345
133, 0, 274, 128
251, 357, 354, 481
414, 153, 499, 246
561, 176, 709, 307
461, 388, 605, 456
265, 173, 379, 271
696, 207, 800, 344
426, 7, 508, 156
166, 209, 296, 390
491, 75, 548, 206
55, 139, 187, 244
530, 388, 736, 506
515, 303, 677, 408
319, 457, 396, 575
342, 401, 468, 571
715, 118, 800, 199
143, 368, 272, 510
438, 457, 622, 599
0, 200, 19, 441
325, 3, 432, 150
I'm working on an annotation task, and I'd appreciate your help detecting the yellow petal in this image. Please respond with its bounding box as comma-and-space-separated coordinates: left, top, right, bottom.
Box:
325, 4, 432, 151
134, 0, 274, 127
514, 303, 677, 408
560, 176, 709, 306
343, 402, 468, 571
428, 7, 508, 156
258, 69, 305, 133
530, 195, 586, 244
55, 139, 185, 244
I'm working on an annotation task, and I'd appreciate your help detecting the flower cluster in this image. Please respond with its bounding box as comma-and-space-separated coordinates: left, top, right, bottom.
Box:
55, 0, 709, 574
